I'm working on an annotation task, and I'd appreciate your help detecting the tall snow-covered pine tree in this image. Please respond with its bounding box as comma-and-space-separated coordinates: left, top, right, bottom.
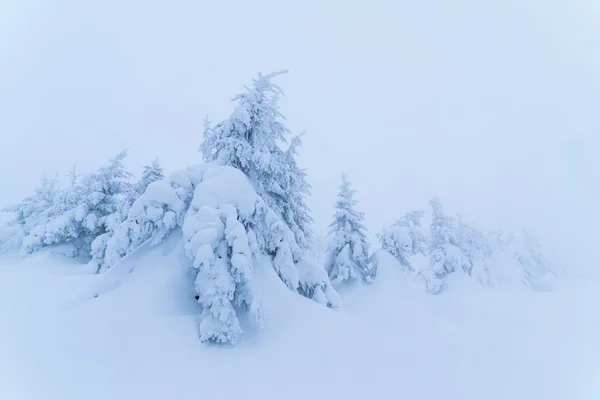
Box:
200, 72, 339, 312
325, 173, 373, 284
200, 71, 313, 252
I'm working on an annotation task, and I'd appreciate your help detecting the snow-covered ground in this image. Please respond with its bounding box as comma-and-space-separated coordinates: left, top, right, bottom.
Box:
1, 245, 599, 400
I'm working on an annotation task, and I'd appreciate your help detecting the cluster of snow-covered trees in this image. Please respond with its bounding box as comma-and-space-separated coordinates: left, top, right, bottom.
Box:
0, 70, 556, 345
372, 197, 555, 293
1, 151, 165, 265
322, 175, 554, 293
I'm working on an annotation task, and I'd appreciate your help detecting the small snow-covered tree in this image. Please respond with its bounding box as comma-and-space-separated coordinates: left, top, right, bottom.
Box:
377, 210, 428, 271
200, 71, 313, 252
102, 166, 196, 269
66, 166, 82, 188
199, 72, 339, 315
91, 158, 167, 271
456, 215, 492, 285
425, 197, 469, 294
325, 173, 373, 284
184, 201, 261, 344
518, 232, 556, 289
135, 159, 165, 196
0, 176, 60, 251
488, 229, 556, 289
21, 150, 134, 260
2, 175, 60, 233
101, 163, 339, 344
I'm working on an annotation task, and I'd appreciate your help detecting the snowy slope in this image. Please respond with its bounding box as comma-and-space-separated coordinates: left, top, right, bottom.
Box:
1, 246, 599, 400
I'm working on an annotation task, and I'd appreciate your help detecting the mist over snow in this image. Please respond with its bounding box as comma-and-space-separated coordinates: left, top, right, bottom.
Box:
1, 0, 599, 268
1, 1, 600, 399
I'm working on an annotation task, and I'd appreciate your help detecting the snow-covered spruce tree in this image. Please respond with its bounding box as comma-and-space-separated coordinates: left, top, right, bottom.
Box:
200, 71, 313, 251
135, 159, 165, 196
184, 166, 337, 343
0, 176, 60, 251
21, 150, 134, 261
184, 199, 259, 344
91, 159, 165, 272
377, 210, 429, 270
2, 176, 59, 231
488, 229, 556, 289
517, 232, 556, 289
325, 173, 373, 284
102, 164, 339, 344
200, 71, 338, 309
456, 215, 493, 285
424, 197, 470, 294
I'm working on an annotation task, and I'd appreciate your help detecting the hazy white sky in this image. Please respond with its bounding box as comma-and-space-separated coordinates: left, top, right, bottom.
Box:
1, 0, 598, 265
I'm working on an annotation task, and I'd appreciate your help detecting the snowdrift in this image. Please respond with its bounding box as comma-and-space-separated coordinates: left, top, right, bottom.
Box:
1, 246, 599, 400
94, 163, 338, 343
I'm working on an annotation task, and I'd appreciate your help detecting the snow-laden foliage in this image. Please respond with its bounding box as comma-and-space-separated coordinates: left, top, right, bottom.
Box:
200, 71, 313, 252
0, 223, 23, 253
101, 163, 338, 344
19, 151, 133, 260
296, 258, 341, 307
135, 159, 165, 197
2, 177, 60, 232
375, 198, 557, 294
0, 176, 60, 251
488, 230, 556, 290
307, 234, 328, 268
377, 210, 428, 270
516, 234, 556, 289
90, 158, 167, 271
423, 198, 471, 293
325, 174, 373, 284
99, 179, 188, 271
182, 169, 263, 344
456, 215, 493, 286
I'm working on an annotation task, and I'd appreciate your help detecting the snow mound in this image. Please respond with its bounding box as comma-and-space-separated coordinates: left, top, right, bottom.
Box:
99, 163, 338, 344
1, 247, 600, 400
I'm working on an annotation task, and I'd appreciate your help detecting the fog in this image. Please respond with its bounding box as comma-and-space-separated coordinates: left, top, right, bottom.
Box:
1, 0, 598, 268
